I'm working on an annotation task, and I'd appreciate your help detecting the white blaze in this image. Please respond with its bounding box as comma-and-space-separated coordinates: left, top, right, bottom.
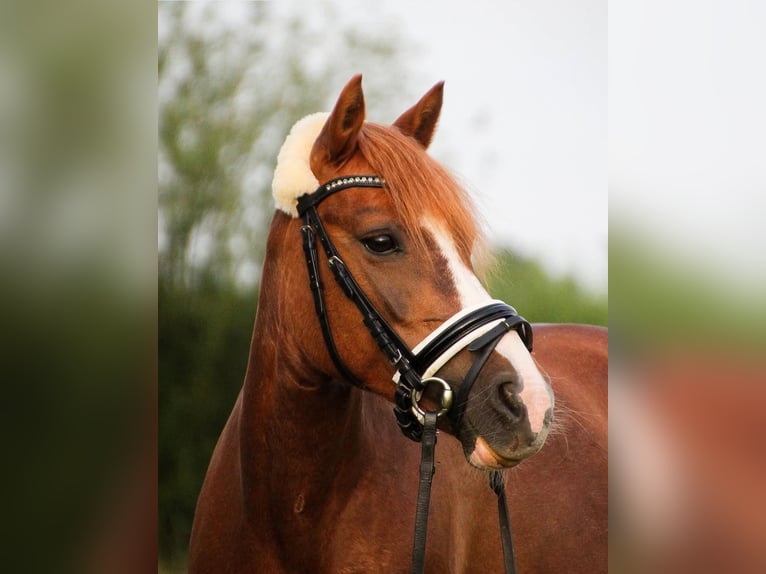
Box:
428, 224, 553, 434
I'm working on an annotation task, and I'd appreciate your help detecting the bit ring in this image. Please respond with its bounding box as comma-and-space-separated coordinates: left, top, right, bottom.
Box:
411, 377, 454, 424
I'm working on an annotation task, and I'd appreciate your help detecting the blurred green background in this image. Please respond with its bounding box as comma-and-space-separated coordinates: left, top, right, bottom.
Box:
158, 3, 606, 570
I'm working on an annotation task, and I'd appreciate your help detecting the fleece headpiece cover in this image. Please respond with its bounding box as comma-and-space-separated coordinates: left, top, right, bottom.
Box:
271, 112, 330, 217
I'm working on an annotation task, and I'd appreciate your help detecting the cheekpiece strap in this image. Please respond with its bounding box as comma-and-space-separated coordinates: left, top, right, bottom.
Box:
298, 174, 426, 439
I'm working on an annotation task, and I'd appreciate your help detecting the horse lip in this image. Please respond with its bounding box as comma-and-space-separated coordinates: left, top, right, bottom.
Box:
468, 437, 523, 470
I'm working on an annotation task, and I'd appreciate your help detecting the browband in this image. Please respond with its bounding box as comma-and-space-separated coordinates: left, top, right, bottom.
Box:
297, 175, 384, 216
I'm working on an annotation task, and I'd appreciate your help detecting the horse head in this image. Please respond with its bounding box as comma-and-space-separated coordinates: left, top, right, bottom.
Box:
269, 75, 553, 469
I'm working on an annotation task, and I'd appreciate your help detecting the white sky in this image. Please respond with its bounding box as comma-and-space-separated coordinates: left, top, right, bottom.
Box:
610, 0, 766, 291
330, 1, 608, 294
167, 0, 765, 296
164, 0, 607, 293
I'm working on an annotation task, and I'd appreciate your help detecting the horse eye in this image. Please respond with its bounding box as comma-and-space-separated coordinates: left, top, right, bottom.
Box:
362, 234, 398, 255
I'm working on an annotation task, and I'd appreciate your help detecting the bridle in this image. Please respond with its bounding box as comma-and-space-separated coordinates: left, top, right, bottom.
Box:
297, 175, 533, 574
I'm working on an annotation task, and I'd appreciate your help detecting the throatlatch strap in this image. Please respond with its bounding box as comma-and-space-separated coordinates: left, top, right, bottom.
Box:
411, 412, 438, 574
491, 471, 517, 574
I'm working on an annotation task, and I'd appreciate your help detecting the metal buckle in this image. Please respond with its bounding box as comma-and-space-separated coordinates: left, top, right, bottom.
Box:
411, 377, 454, 424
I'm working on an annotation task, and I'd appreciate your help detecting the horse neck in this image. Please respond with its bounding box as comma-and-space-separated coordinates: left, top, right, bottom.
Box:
238, 215, 370, 522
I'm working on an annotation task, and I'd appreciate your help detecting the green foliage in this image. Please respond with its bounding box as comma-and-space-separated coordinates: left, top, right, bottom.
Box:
609, 228, 765, 350
159, 280, 256, 560
486, 248, 608, 326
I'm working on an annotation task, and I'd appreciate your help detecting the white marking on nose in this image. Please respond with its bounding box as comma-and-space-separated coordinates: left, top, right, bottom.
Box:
496, 331, 553, 433
428, 223, 553, 434
426, 223, 489, 310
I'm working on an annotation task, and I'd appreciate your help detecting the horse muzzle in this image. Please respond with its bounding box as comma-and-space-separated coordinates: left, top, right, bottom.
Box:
464, 401, 553, 470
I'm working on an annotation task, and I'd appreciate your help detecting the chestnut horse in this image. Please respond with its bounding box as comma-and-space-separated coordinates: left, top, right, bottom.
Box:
189, 76, 607, 573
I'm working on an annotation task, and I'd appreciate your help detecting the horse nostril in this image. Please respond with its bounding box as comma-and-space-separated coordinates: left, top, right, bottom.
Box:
499, 383, 526, 423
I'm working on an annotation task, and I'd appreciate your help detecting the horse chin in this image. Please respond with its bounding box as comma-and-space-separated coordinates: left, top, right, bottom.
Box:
467, 437, 521, 470
466, 436, 545, 471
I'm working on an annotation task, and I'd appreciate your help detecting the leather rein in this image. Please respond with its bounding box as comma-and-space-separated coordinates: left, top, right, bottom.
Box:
296, 175, 533, 574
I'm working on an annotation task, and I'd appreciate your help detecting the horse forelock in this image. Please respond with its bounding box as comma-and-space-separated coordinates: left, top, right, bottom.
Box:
357, 123, 483, 262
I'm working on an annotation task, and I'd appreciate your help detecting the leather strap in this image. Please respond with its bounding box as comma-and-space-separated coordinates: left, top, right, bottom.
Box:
491, 471, 517, 574
413, 304, 530, 374
304, 207, 417, 368
301, 222, 366, 388
298, 174, 524, 573
301, 202, 428, 440
296, 175, 384, 216
452, 319, 515, 429
411, 412, 438, 574
298, 175, 532, 443
454, 322, 518, 573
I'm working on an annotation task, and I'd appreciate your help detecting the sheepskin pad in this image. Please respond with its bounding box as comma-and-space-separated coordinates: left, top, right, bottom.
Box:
271, 112, 329, 217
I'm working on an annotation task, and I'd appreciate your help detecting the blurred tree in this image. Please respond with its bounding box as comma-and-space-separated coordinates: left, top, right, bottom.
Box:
610, 228, 764, 352
158, 0, 418, 289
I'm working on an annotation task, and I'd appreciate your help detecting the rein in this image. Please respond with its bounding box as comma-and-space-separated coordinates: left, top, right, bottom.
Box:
297, 175, 532, 574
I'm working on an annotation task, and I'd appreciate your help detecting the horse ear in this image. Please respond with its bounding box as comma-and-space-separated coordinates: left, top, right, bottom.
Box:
312, 74, 366, 167
393, 81, 444, 149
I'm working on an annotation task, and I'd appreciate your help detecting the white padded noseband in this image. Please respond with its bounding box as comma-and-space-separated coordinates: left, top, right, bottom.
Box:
392, 300, 509, 384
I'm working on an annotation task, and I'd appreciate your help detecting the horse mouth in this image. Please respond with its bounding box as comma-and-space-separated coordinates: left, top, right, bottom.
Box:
468, 437, 522, 470
467, 435, 548, 470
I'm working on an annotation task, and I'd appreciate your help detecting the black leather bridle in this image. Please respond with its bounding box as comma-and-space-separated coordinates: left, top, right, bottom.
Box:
297, 175, 533, 574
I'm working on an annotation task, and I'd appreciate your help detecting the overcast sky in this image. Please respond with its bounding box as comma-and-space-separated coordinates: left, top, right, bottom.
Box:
196, 0, 607, 293
610, 0, 765, 292
170, 0, 765, 297
329, 1, 608, 294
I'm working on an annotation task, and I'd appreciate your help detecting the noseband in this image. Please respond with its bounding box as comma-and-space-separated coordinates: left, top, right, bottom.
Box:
297, 175, 532, 574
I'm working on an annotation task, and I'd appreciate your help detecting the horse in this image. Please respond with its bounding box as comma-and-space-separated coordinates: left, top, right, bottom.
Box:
188, 75, 607, 573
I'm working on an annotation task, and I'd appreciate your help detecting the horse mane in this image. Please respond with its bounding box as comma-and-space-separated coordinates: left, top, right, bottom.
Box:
357, 123, 485, 261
